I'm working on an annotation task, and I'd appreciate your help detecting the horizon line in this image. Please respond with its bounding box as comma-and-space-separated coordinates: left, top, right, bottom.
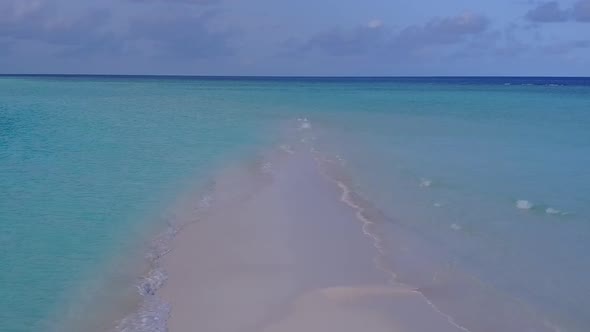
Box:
1, 74, 589, 79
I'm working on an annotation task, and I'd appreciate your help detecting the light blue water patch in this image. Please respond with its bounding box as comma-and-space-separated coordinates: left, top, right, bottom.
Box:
308, 82, 590, 332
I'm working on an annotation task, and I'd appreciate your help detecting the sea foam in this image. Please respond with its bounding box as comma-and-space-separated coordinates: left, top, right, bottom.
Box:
420, 178, 433, 188
298, 117, 312, 130
516, 200, 534, 210
114, 297, 170, 332
115, 188, 218, 332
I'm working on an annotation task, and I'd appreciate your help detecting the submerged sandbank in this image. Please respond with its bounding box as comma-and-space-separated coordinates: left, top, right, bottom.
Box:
158, 143, 468, 332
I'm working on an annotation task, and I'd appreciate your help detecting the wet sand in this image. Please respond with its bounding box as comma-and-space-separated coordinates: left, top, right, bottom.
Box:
159, 148, 466, 332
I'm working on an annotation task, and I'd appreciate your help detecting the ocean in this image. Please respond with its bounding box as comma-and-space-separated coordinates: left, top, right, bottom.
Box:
0, 76, 589, 332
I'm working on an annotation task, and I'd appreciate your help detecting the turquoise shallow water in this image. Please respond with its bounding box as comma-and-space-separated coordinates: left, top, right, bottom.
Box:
1, 76, 589, 332
0, 77, 279, 331
306, 82, 590, 332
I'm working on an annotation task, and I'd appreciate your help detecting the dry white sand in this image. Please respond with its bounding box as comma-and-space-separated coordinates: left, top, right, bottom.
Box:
159, 149, 466, 332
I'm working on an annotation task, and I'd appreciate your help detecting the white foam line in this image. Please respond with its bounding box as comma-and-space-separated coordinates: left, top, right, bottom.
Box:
314, 154, 473, 332
297, 125, 558, 332
300, 125, 559, 332
115, 189, 223, 332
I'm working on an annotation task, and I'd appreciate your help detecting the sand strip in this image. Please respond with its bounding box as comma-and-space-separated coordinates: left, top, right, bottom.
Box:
159, 148, 466, 332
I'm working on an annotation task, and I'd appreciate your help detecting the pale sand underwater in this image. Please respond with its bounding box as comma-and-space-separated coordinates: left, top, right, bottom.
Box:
158, 144, 468, 332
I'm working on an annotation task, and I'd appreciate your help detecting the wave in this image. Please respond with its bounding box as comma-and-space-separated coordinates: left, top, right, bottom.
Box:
297, 117, 312, 130
450, 224, 462, 231
113, 191, 215, 331
420, 178, 433, 188
516, 200, 534, 210
515, 200, 568, 216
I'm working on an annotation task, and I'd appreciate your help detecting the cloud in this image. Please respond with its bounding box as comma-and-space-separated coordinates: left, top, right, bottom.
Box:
367, 19, 383, 29
0, 0, 118, 55
297, 24, 386, 56
542, 39, 590, 54
524, 0, 590, 23
0, 0, 52, 38
455, 23, 531, 59
573, 0, 590, 21
0, 0, 46, 19
41, 10, 113, 46
525, 1, 569, 22
0, 0, 233, 59
291, 13, 490, 58
394, 13, 489, 48
128, 0, 218, 4
127, 12, 235, 58
493, 28, 530, 57
0, 40, 15, 55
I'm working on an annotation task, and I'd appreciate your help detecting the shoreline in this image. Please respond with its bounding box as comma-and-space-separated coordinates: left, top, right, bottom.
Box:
48, 123, 566, 332
156, 141, 467, 332
108, 122, 564, 332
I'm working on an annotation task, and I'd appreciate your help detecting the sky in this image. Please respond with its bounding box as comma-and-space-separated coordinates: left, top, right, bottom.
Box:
0, 0, 589, 76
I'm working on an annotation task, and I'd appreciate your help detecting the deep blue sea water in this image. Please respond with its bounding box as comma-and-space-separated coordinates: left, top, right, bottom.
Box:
1, 76, 589, 332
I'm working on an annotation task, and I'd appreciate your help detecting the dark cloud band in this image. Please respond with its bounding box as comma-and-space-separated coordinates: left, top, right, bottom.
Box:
525, 0, 590, 23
